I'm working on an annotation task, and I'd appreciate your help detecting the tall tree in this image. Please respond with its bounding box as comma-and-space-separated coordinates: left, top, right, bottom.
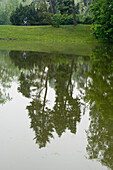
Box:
90, 0, 113, 42
72, 0, 76, 25
49, 0, 54, 15
57, 0, 76, 25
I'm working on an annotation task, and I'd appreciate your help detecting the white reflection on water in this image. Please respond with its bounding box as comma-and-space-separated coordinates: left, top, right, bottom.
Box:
0, 82, 107, 170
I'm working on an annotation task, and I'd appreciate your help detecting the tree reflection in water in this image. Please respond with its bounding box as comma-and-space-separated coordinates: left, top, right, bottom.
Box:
9, 51, 89, 148
85, 45, 113, 169
8, 45, 113, 169
0, 50, 19, 104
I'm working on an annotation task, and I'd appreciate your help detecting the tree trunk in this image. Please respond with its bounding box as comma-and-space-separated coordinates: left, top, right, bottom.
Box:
49, 0, 54, 16
72, 0, 76, 25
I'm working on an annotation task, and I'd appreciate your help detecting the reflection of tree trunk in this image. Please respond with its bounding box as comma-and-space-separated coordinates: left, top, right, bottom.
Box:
67, 56, 74, 96
43, 69, 49, 112
38, 66, 46, 97
72, 0, 76, 25
49, 0, 54, 16
86, 64, 88, 88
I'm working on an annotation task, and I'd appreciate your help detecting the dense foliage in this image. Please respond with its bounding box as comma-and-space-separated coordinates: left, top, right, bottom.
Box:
85, 45, 113, 169
90, 0, 113, 42
9, 50, 88, 148
52, 13, 93, 27
10, 2, 92, 26
0, 0, 20, 24
0, 0, 92, 25
10, 3, 51, 25
0, 0, 31, 24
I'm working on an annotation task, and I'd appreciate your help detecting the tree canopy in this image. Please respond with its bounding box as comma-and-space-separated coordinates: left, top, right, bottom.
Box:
0, 0, 92, 25
90, 0, 113, 42
0, 0, 31, 24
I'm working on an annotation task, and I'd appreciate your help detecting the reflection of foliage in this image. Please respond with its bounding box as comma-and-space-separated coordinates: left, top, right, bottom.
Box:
27, 99, 54, 148
86, 105, 113, 170
73, 56, 90, 89
85, 45, 113, 120
85, 45, 113, 169
0, 50, 19, 104
52, 61, 81, 136
25, 61, 81, 148
10, 51, 89, 148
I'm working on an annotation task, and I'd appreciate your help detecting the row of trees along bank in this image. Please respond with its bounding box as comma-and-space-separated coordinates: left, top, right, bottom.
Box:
0, 0, 92, 26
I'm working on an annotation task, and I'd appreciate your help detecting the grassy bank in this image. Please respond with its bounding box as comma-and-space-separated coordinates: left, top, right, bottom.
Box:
0, 24, 96, 42
0, 24, 98, 55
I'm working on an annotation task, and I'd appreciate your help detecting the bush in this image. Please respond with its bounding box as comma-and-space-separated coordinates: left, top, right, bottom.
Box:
52, 14, 61, 27
51, 14, 93, 27
82, 15, 93, 24
40, 12, 52, 25
89, 0, 113, 42
10, 3, 52, 26
76, 14, 93, 24
10, 4, 38, 25
10, 3, 93, 26
60, 14, 73, 25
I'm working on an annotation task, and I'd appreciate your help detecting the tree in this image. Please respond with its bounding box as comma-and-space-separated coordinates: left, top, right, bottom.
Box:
0, 0, 32, 25
10, 1, 52, 25
57, 0, 73, 15
57, 0, 76, 25
72, 0, 76, 25
49, 0, 54, 15
10, 3, 37, 25
0, 6, 7, 25
90, 0, 113, 42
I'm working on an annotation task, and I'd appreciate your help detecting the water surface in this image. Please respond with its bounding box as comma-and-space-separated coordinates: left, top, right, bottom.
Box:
0, 47, 113, 170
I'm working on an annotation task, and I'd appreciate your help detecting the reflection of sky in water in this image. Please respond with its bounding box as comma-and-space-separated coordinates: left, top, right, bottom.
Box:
0, 82, 107, 170
0, 49, 112, 170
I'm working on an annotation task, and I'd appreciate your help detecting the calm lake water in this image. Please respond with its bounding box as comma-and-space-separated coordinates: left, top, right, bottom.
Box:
0, 46, 113, 170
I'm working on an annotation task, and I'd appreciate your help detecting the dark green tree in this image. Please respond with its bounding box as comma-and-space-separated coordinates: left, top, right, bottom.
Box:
57, 0, 73, 15
90, 0, 113, 42
10, 3, 38, 25
10, 1, 51, 25
0, 6, 7, 25
57, 0, 76, 25
0, 0, 20, 24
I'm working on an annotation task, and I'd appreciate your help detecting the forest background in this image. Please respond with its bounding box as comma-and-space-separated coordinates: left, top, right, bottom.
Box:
0, 0, 92, 25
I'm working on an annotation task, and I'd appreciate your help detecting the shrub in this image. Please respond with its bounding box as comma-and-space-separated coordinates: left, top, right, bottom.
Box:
53, 14, 93, 25
52, 14, 61, 27
76, 14, 93, 24
10, 3, 52, 26
10, 4, 38, 25
10, 3, 93, 27
82, 15, 93, 24
60, 14, 73, 25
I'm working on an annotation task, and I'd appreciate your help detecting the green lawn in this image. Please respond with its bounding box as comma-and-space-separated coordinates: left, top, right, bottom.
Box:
0, 24, 99, 55
0, 24, 96, 42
